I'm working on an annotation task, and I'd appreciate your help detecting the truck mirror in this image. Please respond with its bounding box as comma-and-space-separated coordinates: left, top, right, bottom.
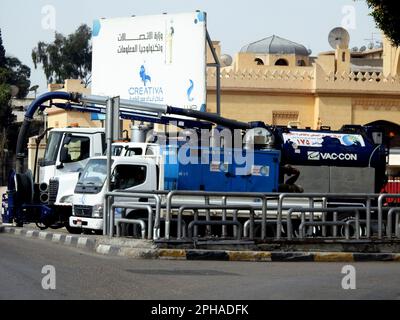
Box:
63, 134, 72, 145
110, 174, 116, 191
59, 147, 71, 163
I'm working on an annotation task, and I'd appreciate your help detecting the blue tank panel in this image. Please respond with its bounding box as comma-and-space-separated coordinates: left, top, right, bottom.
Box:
162, 145, 179, 190
162, 146, 280, 192
276, 128, 386, 168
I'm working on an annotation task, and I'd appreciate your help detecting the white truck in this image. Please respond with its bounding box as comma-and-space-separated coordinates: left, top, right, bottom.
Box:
70, 155, 160, 231
39, 128, 161, 232
34, 127, 105, 231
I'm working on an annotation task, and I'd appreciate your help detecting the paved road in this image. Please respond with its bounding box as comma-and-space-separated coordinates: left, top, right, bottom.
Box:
1, 233, 400, 300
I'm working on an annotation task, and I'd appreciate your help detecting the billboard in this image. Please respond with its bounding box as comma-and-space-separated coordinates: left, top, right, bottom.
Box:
92, 12, 207, 112
282, 131, 366, 148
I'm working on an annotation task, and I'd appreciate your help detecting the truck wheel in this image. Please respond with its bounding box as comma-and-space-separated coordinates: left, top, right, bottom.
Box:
15, 171, 34, 205
36, 222, 49, 230
125, 209, 148, 238
338, 213, 366, 238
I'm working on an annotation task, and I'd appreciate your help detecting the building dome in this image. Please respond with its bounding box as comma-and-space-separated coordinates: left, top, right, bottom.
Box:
240, 35, 310, 56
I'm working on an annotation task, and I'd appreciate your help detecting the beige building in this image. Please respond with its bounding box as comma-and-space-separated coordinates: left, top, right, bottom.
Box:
207, 35, 400, 133
45, 33, 400, 136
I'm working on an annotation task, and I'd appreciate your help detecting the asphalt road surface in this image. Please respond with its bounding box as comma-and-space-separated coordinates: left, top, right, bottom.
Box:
1, 233, 400, 300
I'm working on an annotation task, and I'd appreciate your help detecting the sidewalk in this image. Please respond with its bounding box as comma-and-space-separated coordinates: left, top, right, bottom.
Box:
1, 226, 400, 262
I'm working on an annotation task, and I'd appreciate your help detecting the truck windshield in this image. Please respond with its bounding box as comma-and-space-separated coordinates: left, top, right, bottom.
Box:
43, 132, 63, 164
77, 159, 109, 187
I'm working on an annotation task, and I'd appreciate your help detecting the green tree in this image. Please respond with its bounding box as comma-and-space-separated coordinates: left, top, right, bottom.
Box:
4, 57, 31, 98
0, 29, 6, 68
0, 83, 13, 129
32, 24, 92, 86
366, 0, 400, 47
0, 28, 30, 183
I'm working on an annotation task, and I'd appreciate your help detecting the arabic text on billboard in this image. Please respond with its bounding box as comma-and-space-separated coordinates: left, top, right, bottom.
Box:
92, 12, 207, 111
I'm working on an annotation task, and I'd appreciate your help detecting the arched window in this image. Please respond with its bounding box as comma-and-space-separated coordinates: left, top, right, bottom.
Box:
254, 58, 264, 65
297, 59, 306, 66
275, 58, 289, 66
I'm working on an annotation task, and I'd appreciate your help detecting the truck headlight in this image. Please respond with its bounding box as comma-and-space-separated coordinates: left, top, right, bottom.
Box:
92, 204, 103, 218
60, 195, 74, 204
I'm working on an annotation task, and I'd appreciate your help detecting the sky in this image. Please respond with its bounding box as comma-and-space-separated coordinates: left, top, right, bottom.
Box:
0, 0, 381, 96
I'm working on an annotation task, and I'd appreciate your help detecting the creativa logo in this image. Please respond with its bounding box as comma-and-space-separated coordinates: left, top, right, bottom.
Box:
139, 65, 151, 86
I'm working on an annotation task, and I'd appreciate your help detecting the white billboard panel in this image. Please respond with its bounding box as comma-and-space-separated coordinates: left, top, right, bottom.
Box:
92, 12, 207, 111
282, 131, 366, 148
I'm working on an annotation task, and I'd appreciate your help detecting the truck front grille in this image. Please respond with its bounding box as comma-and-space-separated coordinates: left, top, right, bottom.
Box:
48, 179, 59, 205
74, 205, 93, 218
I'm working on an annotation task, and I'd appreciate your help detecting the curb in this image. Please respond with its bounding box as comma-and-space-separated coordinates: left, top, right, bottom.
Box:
2, 226, 400, 262
1, 226, 98, 252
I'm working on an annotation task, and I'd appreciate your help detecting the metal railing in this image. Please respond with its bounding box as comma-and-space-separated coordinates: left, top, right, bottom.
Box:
103, 190, 400, 242
104, 190, 164, 239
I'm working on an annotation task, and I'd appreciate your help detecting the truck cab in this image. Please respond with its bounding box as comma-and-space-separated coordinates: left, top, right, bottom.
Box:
70, 156, 158, 231
39, 128, 105, 203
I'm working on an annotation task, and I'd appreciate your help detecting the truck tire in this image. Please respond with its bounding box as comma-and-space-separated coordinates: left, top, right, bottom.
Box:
15, 171, 34, 205
35, 222, 49, 230
125, 209, 148, 238
337, 213, 366, 238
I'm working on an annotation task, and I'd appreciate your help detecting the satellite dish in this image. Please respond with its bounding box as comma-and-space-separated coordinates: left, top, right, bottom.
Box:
359, 46, 367, 52
10, 85, 19, 98
351, 46, 358, 52
29, 85, 39, 91
220, 54, 233, 67
368, 42, 374, 50
328, 27, 350, 49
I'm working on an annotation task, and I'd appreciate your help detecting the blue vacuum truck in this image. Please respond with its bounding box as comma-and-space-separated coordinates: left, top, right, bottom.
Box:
273, 125, 387, 194
1, 92, 280, 231
1, 91, 389, 236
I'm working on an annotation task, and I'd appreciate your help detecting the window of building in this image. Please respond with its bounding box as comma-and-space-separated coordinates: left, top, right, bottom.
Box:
272, 111, 299, 126
275, 58, 289, 66
254, 58, 264, 65
297, 59, 306, 66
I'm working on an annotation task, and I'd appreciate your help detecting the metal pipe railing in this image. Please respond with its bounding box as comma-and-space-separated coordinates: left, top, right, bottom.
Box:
105, 191, 162, 238
387, 207, 400, 239
277, 193, 379, 240
287, 207, 364, 240
116, 218, 146, 239
177, 204, 257, 239
165, 190, 278, 239
112, 204, 153, 240
378, 194, 400, 239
